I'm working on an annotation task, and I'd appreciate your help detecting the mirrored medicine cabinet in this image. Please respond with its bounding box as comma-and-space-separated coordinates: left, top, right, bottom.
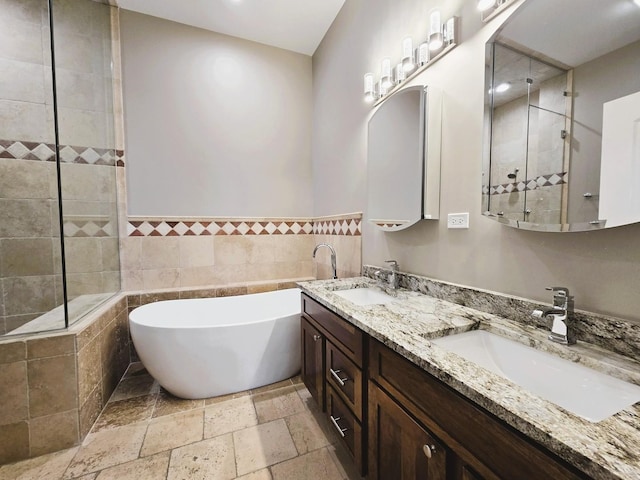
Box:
482, 0, 640, 232
367, 85, 442, 231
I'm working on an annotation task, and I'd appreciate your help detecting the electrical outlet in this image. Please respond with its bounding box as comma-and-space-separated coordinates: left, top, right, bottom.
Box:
447, 212, 469, 229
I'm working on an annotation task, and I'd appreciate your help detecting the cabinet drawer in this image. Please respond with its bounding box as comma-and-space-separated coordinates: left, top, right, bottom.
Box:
302, 294, 363, 366
326, 341, 363, 420
327, 385, 364, 475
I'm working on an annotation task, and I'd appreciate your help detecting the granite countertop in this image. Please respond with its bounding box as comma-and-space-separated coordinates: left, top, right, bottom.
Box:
298, 277, 640, 480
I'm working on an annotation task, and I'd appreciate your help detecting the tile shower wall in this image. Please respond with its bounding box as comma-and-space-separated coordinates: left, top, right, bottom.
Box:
120, 214, 362, 290
0, 294, 130, 464
0, 0, 122, 333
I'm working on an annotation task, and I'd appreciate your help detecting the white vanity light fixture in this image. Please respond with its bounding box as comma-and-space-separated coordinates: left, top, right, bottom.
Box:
428, 9, 444, 52
634, 0, 640, 7
364, 73, 375, 103
479, 0, 515, 22
402, 36, 416, 72
380, 58, 393, 89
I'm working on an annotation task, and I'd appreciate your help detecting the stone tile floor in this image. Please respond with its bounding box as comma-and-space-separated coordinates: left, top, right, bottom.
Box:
0, 363, 363, 480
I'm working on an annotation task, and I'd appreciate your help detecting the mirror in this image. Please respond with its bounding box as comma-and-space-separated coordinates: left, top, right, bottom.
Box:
482, 0, 640, 231
367, 85, 441, 231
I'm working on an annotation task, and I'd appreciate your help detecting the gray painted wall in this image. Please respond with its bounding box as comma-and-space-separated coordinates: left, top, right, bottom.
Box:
120, 11, 313, 217
312, 0, 640, 323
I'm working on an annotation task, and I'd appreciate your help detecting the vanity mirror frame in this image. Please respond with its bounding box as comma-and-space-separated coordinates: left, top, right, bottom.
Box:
367, 85, 442, 232
482, 0, 640, 232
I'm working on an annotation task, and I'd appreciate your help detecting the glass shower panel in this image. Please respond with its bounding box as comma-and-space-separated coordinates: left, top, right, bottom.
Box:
51, 0, 121, 325
525, 105, 567, 224
0, 0, 65, 336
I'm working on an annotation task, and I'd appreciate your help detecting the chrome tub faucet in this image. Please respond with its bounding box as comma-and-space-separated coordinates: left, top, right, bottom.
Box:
532, 286, 575, 345
312, 243, 337, 279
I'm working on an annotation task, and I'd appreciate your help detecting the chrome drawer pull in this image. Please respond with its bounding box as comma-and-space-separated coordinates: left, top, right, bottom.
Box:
313, 334, 322, 342
330, 415, 348, 438
423, 444, 436, 459
329, 368, 349, 387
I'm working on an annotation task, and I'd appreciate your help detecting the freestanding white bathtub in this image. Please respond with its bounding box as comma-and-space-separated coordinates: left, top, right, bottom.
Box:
129, 288, 301, 399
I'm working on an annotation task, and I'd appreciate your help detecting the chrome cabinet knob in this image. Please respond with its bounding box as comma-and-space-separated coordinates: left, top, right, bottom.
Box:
423, 444, 436, 459
313, 334, 322, 342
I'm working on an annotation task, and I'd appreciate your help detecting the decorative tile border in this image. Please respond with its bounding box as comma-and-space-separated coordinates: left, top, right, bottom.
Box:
0, 140, 124, 167
313, 218, 361, 236
484, 172, 567, 195
64, 219, 115, 237
127, 219, 314, 236
127, 215, 362, 237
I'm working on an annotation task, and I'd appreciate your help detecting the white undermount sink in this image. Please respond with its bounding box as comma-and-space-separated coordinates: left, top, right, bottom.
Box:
333, 287, 395, 306
432, 330, 640, 422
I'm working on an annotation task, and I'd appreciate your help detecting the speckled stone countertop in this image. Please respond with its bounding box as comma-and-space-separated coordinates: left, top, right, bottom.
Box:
298, 277, 640, 480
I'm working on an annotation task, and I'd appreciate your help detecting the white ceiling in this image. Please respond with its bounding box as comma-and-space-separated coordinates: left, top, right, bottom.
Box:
116, 0, 346, 56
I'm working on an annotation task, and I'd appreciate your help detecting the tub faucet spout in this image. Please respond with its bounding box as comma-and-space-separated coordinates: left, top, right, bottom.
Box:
312, 243, 337, 279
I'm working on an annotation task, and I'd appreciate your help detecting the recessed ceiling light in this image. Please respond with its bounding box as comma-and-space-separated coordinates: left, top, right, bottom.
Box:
495, 82, 510, 93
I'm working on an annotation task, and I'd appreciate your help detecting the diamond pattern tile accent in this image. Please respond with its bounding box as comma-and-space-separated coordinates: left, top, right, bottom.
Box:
489, 172, 567, 196
0, 139, 124, 166
64, 220, 113, 238
127, 217, 361, 237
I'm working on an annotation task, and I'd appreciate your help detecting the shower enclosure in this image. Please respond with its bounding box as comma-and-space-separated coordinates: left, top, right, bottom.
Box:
0, 0, 121, 337
485, 43, 571, 225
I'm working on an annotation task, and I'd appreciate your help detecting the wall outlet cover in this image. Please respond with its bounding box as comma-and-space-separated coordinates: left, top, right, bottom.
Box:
447, 212, 469, 229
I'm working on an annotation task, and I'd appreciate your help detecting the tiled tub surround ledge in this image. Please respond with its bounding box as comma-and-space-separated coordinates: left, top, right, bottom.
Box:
0, 293, 130, 465
298, 277, 640, 480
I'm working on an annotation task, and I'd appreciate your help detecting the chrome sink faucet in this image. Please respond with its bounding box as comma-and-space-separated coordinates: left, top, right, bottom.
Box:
532, 287, 575, 345
312, 243, 337, 279
375, 260, 399, 292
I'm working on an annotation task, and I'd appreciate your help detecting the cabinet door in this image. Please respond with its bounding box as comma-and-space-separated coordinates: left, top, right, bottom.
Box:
369, 382, 447, 480
301, 316, 324, 410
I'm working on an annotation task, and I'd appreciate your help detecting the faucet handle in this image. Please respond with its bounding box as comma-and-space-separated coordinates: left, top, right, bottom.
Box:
546, 286, 569, 297
385, 260, 399, 270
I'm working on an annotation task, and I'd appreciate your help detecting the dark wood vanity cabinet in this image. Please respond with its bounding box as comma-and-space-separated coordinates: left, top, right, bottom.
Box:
300, 293, 590, 480
300, 294, 366, 475
369, 339, 589, 480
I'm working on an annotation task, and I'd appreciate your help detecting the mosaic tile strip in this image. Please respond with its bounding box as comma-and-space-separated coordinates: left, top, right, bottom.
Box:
487, 172, 567, 195
127, 220, 315, 237
313, 218, 362, 236
64, 220, 115, 237
0, 140, 124, 166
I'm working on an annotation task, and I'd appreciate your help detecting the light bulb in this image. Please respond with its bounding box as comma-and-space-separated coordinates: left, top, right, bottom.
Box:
394, 63, 405, 84
428, 10, 443, 51
380, 58, 393, 89
418, 42, 429, 66
401, 37, 415, 72
364, 73, 375, 103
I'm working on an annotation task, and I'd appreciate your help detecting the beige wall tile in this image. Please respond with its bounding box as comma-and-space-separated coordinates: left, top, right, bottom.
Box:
0, 160, 54, 200
101, 238, 120, 272
0, 100, 51, 143
119, 237, 141, 271
60, 164, 115, 203
179, 266, 217, 288
66, 272, 104, 298
0, 58, 46, 104
167, 435, 236, 480
142, 268, 180, 290
28, 354, 78, 418
77, 339, 102, 408
178, 236, 214, 268
140, 237, 180, 270
274, 235, 315, 263
27, 334, 75, 359
214, 236, 250, 266
64, 238, 102, 274
2, 276, 56, 316
0, 361, 28, 425
0, 421, 29, 464
79, 386, 102, 439
121, 269, 143, 291
0, 341, 26, 364
0, 198, 52, 238
29, 410, 79, 457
